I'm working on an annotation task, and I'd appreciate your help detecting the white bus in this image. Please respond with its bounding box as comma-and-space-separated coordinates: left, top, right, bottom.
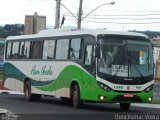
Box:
3, 29, 154, 110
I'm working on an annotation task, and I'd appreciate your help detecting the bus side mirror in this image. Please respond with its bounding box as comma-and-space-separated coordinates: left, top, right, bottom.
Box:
95, 45, 100, 58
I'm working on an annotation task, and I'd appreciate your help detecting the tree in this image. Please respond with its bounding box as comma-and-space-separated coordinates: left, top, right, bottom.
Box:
128, 30, 160, 39
0, 24, 24, 38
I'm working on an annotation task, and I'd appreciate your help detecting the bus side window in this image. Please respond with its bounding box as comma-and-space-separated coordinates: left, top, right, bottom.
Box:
69, 38, 81, 60
19, 42, 25, 59
42, 40, 55, 60
30, 41, 43, 59
55, 39, 69, 60
42, 40, 48, 59
12, 42, 19, 59
6, 42, 12, 59
84, 45, 92, 66
84, 45, 96, 76
23, 41, 30, 59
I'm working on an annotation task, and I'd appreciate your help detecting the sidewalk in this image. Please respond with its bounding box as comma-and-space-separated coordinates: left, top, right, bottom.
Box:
155, 81, 160, 85
132, 103, 160, 109
0, 90, 23, 95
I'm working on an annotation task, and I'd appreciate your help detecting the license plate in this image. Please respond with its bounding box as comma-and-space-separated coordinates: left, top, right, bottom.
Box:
123, 93, 133, 97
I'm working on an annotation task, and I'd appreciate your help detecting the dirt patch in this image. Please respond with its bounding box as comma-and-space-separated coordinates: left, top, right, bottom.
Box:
0, 81, 8, 90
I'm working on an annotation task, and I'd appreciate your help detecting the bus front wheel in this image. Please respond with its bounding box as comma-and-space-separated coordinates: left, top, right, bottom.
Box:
120, 103, 130, 110
71, 84, 83, 108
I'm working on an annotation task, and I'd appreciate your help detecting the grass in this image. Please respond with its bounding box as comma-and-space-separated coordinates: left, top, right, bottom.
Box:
0, 73, 3, 80
154, 78, 160, 83
151, 100, 160, 104
156, 80, 160, 84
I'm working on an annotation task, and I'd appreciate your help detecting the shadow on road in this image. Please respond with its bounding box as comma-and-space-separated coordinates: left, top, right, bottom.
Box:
1, 94, 148, 114
39, 96, 142, 113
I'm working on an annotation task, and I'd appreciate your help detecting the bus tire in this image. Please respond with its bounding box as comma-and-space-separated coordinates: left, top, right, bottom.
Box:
71, 84, 83, 108
24, 81, 32, 101
120, 103, 130, 110
24, 81, 41, 101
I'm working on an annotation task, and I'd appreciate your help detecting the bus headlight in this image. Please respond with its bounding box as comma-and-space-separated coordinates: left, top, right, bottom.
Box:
148, 97, 152, 102
97, 81, 111, 92
100, 96, 104, 100
144, 85, 153, 92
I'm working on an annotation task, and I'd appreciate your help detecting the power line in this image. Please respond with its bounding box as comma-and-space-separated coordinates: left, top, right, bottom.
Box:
60, 5, 78, 10
66, 15, 160, 20
85, 13, 160, 17
60, 3, 78, 20
60, 3, 160, 25
82, 9, 160, 13
67, 19, 160, 24
87, 17, 160, 20
63, 12, 160, 17
82, 20, 160, 24
60, 5, 160, 13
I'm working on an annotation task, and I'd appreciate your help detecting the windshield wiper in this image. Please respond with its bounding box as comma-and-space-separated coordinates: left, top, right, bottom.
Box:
128, 52, 144, 79
132, 63, 144, 78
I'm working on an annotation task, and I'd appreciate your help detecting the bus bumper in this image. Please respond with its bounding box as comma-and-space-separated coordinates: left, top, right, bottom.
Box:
96, 90, 153, 103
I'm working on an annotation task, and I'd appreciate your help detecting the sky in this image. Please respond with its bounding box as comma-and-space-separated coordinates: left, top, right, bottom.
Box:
0, 0, 160, 31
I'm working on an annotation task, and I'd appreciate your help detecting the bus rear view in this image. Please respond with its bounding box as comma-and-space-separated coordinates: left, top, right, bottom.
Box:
96, 34, 154, 110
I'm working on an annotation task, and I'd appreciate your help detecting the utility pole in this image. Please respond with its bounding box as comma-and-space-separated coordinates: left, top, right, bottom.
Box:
77, 0, 83, 29
55, 0, 61, 28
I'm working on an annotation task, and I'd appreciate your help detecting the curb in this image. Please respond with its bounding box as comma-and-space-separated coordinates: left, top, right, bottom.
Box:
132, 103, 160, 109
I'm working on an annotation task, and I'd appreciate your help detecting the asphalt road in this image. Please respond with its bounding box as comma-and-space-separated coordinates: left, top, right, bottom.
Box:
0, 94, 160, 120
154, 82, 160, 100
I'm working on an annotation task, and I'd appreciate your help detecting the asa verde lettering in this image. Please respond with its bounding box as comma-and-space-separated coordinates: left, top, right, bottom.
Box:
31, 65, 53, 75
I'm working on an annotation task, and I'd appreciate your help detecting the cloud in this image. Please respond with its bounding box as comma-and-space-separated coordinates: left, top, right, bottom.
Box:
0, 0, 160, 31
0, 0, 55, 25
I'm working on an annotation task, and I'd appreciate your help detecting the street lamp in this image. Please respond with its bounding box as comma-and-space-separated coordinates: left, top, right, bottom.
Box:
78, 1, 115, 29
81, 1, 115, 21
54, 0, 115, 29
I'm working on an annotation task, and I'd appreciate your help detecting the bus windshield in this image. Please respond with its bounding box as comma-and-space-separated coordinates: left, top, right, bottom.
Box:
98, 35, 154, 78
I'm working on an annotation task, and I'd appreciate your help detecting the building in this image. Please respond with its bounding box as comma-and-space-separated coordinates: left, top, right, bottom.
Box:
24, 12, 46, 35
152, 36, 160, 79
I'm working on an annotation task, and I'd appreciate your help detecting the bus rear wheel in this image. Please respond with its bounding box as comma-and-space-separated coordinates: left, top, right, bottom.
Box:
120, 103, 130, 110
24, 81, 32, 101
71, 84, 83, 108
24, 81, 41, 101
